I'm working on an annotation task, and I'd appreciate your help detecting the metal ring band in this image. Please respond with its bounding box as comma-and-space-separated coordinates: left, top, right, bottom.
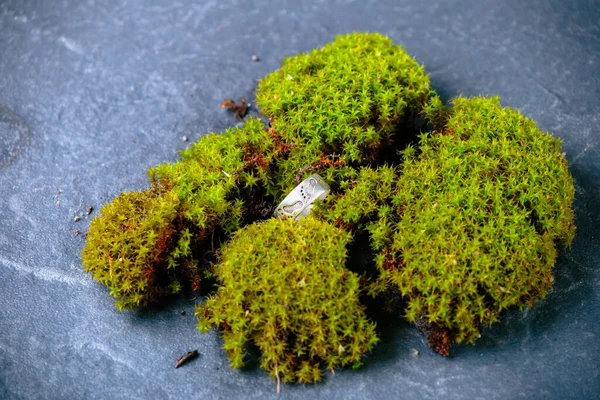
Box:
273, 174, 331, 220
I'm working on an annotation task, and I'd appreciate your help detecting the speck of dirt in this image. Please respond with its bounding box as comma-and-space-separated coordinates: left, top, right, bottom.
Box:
252, 55, 259, 62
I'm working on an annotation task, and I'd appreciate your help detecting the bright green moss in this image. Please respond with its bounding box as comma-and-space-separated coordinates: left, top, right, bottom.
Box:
197, 218, 378, 383
149, 117, 278, 230
391, 98, 576, 339
257, 32, 431, 193
83, 118, 280, 309
82, 189, 182, 310
83, 33, 432, 312
83, 32, 577, 367
322, 96, 575, 354
314, 165, 398, 230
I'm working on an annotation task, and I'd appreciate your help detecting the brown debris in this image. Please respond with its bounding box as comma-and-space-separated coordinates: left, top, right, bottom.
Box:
269, 127, 294, 155
381, 249, 405, 271
86, 206, 93, 215
231, 151, 270, 180
427, 326, 452, 357
294, 155, 345, 183
175, 350, 199, 369
242, 152, 269, 171
220, 97, 248, 121
414, 317, 454, 357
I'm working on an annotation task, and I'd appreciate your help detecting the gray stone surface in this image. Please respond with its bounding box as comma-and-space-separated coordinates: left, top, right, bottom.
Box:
1, 0, 599, 399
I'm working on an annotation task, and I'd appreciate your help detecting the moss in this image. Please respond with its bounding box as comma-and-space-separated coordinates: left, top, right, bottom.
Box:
82, 189, 181, 310
149, 116, 279, 230
83, 118, 280, 309
392, 96, 575, 350
257, 32, 431, 193
82, 33, 431, 311
197, 218, 378, 383
82, 32, 576, 375
321, 96, 575, 354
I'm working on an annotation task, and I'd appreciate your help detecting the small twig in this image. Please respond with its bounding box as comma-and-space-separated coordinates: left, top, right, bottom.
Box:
295, 155, 345, 183
295, 163, 319, 183
175, 350, 199, 369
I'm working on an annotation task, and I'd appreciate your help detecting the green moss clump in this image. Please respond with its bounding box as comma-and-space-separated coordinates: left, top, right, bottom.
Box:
149, 116, 278, 231
82, 189, 181, 310
82, 33, 432, 311
321, 96, 575, 354
257, 32, 431, 193
83, 32, 577, 367
82, 118, 279, 309
197, 218, 378, 383
392, 96, 575, 353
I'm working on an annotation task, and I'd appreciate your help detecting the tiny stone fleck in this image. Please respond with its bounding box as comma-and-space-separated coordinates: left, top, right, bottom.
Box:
182, 136, 188, 142
252, 55, 259, 62
74, 215, 81, 222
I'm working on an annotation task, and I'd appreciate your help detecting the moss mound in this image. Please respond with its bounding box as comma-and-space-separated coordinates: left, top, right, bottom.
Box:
83, 189, 181, 310
321, 96, 575, 354
149, 116, 278, 230
81, 32, 577, 382
392, 96, 575, 352
197, 218, 378, 383
82, 32, 431, 311
257, 32, 431, 193
82, 118, 279, 309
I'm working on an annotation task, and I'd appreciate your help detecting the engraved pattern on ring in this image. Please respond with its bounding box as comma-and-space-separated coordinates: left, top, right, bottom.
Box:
274, 174, 330, 220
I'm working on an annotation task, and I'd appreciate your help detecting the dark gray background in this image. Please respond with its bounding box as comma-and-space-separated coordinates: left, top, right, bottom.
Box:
1, 0, 599, 399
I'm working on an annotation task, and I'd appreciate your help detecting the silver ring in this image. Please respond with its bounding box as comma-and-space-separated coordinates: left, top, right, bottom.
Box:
273, 174, 331, 220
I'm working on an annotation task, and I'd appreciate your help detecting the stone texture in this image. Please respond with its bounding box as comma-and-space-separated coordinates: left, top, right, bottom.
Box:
0, 0, 599, 398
